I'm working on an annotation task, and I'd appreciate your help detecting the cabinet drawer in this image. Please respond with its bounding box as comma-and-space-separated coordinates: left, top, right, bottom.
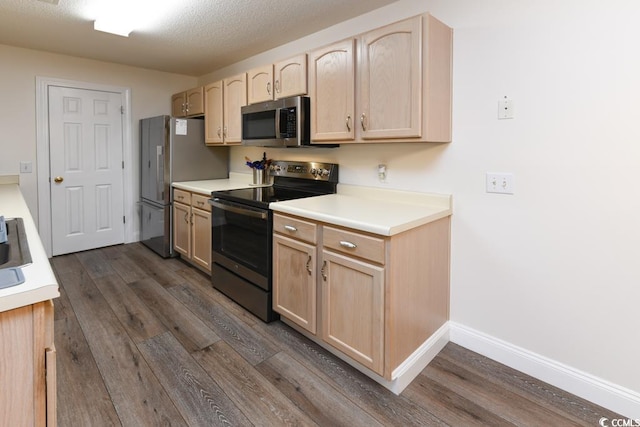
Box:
173, 189, 191, 205
191, 193, 210, 212
274, 214, 317, 244
323, 226, 385, 264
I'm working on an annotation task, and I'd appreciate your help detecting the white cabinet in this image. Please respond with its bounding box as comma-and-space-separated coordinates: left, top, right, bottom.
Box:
204, 74, 247, 145
247, 54, 308, 104
308, 14, 452, 144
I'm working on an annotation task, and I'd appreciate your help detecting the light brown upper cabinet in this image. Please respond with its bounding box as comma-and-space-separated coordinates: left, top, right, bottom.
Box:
308, 39, 356, 142
247, 54, 308, 104
204, 74, 247, 145
171, 86, 204, 117
309, 14, 452, 144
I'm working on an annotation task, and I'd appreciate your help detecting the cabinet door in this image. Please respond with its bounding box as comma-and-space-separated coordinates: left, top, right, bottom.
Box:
223, 73, 247, 144
186, 87, 204, 116
321, 249, 384, 375
274, 54, 307, 99
273, 235, 317, 334
359, 16, 422, 139
171, 92, 186, 117
308, 39, 355, 142
204, 81, 224, 145
191, 207, 211, 271
247, 65, 273, 104
173, 202, 191, 257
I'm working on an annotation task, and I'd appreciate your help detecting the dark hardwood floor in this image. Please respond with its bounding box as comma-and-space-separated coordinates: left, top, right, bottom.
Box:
51, 243, 620, 426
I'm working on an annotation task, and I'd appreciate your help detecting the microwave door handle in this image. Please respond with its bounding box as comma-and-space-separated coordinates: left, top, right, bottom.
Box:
274, 107, 282, 138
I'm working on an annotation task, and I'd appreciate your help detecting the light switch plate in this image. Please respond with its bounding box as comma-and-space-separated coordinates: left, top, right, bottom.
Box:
486, 172, 514, 194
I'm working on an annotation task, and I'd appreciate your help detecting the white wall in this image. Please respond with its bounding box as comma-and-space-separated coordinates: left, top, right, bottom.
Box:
0, 44, 197, 226
200, 0, 640, 412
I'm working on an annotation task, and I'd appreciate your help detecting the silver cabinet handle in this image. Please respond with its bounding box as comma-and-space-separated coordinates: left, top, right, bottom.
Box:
339, 241, 357, 249
284, 225, 297, 232
346, 115, 351, 131
217, 127, 221, 137
306, 255, 312, 275
190, 212, 194, 225
184, 212, 189, 224
275, 79, 280, 94
196, 200, 205, 206
360, 113, 366, 131
320, 261, 327, 281
267, 82, 271, 95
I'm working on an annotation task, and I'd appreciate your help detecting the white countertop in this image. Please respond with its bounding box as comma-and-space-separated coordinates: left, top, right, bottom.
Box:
0, 182, 59, 312
172, 172, 261, 194
270, 184, 452, 236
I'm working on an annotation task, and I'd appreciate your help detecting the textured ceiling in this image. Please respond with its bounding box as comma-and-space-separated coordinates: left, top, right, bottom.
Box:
0, 0, 398, 76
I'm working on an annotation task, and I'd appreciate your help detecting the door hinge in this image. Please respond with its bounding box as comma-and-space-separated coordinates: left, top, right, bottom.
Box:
120, 106, 125, 115
123, 216, 126, 224
122, 160, 124, 169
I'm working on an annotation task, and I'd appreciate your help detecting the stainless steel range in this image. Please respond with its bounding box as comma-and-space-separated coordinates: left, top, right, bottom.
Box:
209, 160, 338, 322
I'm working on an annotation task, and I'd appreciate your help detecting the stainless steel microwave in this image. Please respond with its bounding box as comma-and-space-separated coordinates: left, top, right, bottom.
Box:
241, 96, 310, 147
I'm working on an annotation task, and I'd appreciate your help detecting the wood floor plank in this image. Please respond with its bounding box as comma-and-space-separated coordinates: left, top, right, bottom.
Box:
75, 249, 116, 279
419, 356, 583, 427
51, 255, 188, 426
54, 315, 121, 426
175, 266, 260, 327
169, 282, 279, 365
439, 343, 621, 424
250, 320, 447, 426
129, 277, 220, 352
256, 351, 383, 427
98, 245, 149, 284
138, 331, 251, 426
92, 273, 167, 343
194, 341, 317, 426
51, 274, 73, 322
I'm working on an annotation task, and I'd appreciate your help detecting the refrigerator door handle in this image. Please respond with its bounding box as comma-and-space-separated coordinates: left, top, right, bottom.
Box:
156, 145, 164, 201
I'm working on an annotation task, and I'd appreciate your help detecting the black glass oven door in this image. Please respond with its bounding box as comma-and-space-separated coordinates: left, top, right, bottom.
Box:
210, 198, 271, 285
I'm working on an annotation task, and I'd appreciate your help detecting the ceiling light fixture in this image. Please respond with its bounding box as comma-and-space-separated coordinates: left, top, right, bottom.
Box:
93, 20, 133, 37
88, 0, 179, 38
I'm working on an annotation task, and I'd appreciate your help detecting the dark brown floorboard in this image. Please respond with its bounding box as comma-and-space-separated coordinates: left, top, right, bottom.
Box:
52, 243, 621, 426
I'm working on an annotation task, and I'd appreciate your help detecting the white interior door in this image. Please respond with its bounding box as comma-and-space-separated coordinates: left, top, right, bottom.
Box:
48, 86, 125, 256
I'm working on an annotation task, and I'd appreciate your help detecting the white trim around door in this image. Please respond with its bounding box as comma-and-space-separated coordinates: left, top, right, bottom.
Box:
36, 76, 134, 257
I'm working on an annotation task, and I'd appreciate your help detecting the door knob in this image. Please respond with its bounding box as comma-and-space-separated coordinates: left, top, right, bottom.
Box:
54, 176, 64, 183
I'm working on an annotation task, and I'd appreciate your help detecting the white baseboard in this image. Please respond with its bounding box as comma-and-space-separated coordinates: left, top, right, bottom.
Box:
449, 321, 640, 419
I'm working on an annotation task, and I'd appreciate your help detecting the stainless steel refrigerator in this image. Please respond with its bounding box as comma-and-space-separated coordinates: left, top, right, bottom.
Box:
140, 116, 229, 257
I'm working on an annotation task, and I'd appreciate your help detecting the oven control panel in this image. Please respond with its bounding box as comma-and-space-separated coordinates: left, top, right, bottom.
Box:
269, 160, 338, 182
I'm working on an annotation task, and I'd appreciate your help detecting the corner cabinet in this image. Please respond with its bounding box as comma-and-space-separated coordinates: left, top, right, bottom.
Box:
1, 300, 56, 426
171, 87, 204, 117
308, 14, 452, 144
173, 189, 212, 272
204, 74, 247, 146
273, 213, 451, 380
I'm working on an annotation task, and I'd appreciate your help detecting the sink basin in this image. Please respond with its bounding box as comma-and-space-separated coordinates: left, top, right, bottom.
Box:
0, 218, 32, 268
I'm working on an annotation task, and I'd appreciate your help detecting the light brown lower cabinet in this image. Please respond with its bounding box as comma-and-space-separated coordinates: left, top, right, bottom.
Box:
173, 189, 212, 272
0, 300, 56, 426
273, 213, 450, 380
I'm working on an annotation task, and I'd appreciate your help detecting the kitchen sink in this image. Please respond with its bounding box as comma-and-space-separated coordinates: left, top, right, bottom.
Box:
0, 218, 32, 268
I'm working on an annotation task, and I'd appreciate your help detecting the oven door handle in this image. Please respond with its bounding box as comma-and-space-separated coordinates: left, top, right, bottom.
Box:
209, 199, 268, 220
